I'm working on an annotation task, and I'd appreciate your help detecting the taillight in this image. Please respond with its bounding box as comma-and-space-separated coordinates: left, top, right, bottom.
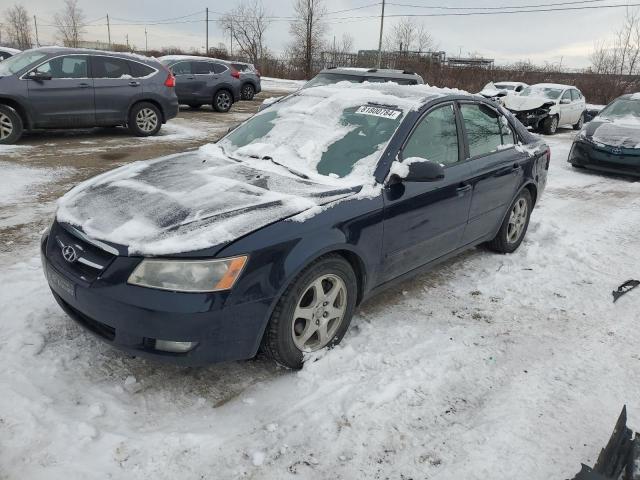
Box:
164, 73, 176, 88
230, 68, 240, 79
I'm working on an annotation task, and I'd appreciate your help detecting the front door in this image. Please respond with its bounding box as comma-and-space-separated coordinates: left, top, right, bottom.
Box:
381, 103, 472, 282
91, 56, 142, 126
26, 55, 95, 128
459, 102, 528, 244
559, 89, 575, 125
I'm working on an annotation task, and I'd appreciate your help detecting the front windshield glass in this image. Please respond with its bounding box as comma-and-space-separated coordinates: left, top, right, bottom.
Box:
599, 99, 640, 120
219, 93, 406, 181
0, 51, 47, 76
520, 86, 563, 99
494, 84, 515, 90
303, 72, 364, 89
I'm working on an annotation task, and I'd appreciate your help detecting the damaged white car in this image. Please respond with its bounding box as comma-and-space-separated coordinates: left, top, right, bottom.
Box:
504, 83, 586, 135
479, 81, 528, 103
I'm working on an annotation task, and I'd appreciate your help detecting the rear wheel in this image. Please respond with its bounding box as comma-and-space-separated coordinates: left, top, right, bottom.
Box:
542, 115, 559, 135
573, 112, 584, 130
261, 254, 357, 369
487, 189, 532, 254
241, 84, 255, 101
213, 90, 233, 112
128, 102, 161, 137
0, 105, 23, 144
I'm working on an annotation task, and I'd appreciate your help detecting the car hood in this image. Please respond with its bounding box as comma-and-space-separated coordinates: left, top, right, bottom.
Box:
504, 95, 556, 111
56, 147, 360, 255
585, 118, 640, 149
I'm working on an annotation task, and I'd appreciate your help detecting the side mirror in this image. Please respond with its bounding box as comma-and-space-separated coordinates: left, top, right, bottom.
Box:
391, 158, 445, 183
560, 98, 571, 105
26, 70, 52, 81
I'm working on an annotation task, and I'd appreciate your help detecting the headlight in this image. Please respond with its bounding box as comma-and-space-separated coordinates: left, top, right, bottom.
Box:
128, 256, 248, 292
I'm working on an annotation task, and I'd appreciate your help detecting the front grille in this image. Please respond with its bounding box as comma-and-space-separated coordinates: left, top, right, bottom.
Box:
46, 221, 116, 283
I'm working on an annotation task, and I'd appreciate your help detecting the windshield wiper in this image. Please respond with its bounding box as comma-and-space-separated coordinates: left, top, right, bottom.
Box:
249, 155, 310, 180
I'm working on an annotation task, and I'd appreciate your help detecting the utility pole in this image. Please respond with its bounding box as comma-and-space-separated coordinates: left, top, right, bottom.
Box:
145, 27, 148, 53
376, 0, 385, 69
33, 15, 39, 47
230, 25, 233, 57
126, 34, 129, 50
106, 14, 111, 45
205, 8, 209, 54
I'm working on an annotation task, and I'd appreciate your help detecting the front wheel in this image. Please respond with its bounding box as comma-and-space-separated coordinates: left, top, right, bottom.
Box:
128, 102, 161, 137
0, 104, 23, 144
487, 189, 533, 253
542, 115, 559, 135
260, 254, 358, 369
213, 90, 233, 112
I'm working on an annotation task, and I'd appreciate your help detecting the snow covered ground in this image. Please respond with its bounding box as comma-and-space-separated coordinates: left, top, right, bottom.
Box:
1, 128, 639, 480
260, 76, 305, 92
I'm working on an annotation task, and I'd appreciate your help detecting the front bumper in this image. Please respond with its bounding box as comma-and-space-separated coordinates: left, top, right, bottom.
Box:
569, 140, 640, 177
41, 224, 273, 366
512, 110, 548, 129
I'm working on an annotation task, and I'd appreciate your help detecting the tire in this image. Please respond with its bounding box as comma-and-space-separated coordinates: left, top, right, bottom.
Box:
128, 102, 162, 137
573, 112, 585, 130
241, 83, 255, 101
260, 254, 358, 369
487, 189, 533, 254
213, 90, 233, 113
542, 115, 559, 135
188, 103, 202, 109
0, 104, 23, 144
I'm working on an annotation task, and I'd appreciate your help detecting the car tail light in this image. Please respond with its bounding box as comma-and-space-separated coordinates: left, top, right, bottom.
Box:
230, 68, 241, 79
164, 72, 176, 88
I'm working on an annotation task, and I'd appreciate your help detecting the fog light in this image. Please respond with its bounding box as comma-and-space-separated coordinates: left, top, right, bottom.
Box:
154, 340, 197, 353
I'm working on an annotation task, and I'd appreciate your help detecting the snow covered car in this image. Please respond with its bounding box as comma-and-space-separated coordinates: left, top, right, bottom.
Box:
479, 81, 528, 102
0, 46, 20, 61
569, 94, 640, 177
41, 83, 549, 369
504, 83, 586, 135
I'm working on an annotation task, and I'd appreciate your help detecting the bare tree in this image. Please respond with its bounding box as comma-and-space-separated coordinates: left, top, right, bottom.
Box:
54, 0, 86, 48
384, 18, 434, 54
289, 0, 327, 78
4, 5, 32, 49
219, 0, 270, 65
590, 8, 640, 76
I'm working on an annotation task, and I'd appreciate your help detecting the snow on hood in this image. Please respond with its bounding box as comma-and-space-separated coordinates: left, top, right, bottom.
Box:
588, 116, 640, 148
56, 147, 358, 255
504, 94, 556, 111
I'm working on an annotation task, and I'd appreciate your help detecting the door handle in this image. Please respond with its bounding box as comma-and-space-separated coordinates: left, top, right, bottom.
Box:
78, 82, 91, 88
512, 163, 522, 174
186, 76, 195, 80
129, 81, 140, 87
456, 183, 472, 195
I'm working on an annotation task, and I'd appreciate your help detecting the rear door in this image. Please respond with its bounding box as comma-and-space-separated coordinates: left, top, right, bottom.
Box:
170, 61, 194, 103
460, 102, 528, 244
571, 88, 585, 121
380, 102, 472, 282
191, 61, 218, 102
26, 55, 95, 128
91, 56, 143, 126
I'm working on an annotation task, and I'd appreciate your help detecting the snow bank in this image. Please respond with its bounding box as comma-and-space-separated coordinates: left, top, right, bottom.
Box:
260, 76, 305, 92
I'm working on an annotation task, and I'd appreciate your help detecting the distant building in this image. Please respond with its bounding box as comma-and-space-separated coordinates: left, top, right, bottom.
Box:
447, 56, 495, 68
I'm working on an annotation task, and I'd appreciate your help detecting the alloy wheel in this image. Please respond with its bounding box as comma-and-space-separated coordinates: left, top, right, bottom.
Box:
217, 92, 231, 110
550, 117, 558, 133
0, 113, 13, 140
242, 85, 254, 99
291, 273, 347, 352
507, 197, 528, 244
135, 108, 158, 133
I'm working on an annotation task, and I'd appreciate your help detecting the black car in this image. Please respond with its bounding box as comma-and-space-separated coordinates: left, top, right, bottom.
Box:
569, 94, 640, 177
0, 47, 179, 144
159, 55, 242, 112
41, 83, 549, 369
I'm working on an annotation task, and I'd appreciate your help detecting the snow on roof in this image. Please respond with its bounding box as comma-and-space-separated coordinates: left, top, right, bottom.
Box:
494, 81, 527, 87
0, 46, 20, 54
529, 82, 573, 90
158, 54, 226, 63
27, 46, 158, 63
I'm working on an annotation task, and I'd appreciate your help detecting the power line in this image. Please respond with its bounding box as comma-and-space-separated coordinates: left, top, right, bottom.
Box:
386, 0, 607, 10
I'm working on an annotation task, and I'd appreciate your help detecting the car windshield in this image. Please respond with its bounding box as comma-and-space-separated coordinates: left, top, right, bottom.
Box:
218, 93, 406, 181
494, 84, 515, 90
303, 72, 364, 89
520, 86, 563, 99
599, 99, 640, 120
0, 51, 47, 76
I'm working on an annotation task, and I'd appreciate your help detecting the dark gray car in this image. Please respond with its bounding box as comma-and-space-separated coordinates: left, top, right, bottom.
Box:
159, 55, 242, 113
227, 61, 261, 100
0, 47, 179, 144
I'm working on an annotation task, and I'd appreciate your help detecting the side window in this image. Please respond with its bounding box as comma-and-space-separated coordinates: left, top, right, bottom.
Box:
129, 61, 155, 78
193, 61, 214, 75
561, 90, 572, 102
91, 56, 130, 78
212, 63, 227, 74
171, 62, 191, 75
571, 89, 582, 101
402, 104, 459, 166
460, 103, 503, 157
35, 56, 88, 79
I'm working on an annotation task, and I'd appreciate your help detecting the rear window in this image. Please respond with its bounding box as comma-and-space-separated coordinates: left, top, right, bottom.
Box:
232, 63, 250, 72
367, 77, 417, 85
91, 56, 130, 78
129, 61, 155, 78
212, 63, 227, 74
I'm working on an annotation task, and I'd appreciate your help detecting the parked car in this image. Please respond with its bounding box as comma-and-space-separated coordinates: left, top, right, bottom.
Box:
0, 47, 178, 144
0, 46, 20, 61
504, 83, 586, 134
226, 61, 261, 100
568, 93, 640, 177
479, 81, 528, 102
41, 83, 549, 369
159, 55, 241, 112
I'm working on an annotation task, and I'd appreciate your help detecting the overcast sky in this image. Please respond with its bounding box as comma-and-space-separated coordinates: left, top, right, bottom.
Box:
16, 0, 632, 68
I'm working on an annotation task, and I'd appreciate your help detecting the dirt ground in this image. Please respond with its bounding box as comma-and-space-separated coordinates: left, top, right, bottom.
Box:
0, 92, 271, 254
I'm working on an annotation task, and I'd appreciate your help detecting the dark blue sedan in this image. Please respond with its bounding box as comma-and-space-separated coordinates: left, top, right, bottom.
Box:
41, 83, 550, 369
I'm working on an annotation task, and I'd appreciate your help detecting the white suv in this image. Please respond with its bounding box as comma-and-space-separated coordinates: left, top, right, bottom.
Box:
504, 83, 586, 135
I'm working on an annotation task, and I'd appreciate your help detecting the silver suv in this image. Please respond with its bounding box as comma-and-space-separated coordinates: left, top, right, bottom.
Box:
303, 67, 425, 88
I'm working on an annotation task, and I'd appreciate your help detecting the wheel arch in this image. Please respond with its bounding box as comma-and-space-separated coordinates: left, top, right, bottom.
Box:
128, 98, 166, 124
0, 97, 31, 129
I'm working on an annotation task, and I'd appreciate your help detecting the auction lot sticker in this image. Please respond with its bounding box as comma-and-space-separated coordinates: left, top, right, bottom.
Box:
355, 105, 402, 119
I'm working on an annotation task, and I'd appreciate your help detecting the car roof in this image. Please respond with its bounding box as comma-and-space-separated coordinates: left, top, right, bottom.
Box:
159, 54, 227, 64
0, 46, 21, 54
529, 82, 575, 90
494, 81, 528, 87
320, 67, 423, 79
23, 46, 158, 64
